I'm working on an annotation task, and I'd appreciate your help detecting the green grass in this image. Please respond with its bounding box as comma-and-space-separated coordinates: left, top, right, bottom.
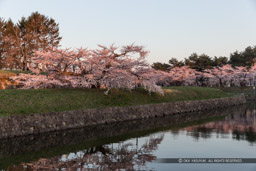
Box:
0, 70, 31, 74
0, 70, 17, 79
220, 87, 256, 96
0, 70, 47, 76
0, 70, 32, 78
0, 70, 30, 78
0, 70, 11, 74
0, 87, 230, 116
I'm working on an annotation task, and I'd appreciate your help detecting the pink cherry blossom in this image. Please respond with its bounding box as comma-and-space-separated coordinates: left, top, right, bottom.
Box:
10, 44, 164, 95
157, 64, 256, 87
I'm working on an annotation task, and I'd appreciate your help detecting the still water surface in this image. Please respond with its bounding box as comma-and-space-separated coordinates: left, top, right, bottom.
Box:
2, 103, 256, 171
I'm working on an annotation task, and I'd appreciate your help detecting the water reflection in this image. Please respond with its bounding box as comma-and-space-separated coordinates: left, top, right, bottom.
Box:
9, 134, 164, 170
183, 106, 256, 144
3, 104, 256, 170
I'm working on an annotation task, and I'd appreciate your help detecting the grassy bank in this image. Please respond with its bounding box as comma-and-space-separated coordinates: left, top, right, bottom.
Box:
0, 87, 230, 116
0, 70, 16, 78
0, 70, 10, 74
0, 70, 31, 75
220, 87, 256, 96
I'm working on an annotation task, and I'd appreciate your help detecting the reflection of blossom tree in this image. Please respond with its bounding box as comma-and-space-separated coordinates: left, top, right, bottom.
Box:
183, 109, 256, 144
10, 134, 164, 170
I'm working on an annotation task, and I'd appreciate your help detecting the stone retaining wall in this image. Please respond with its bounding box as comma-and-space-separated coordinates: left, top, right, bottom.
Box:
0, 95, 246, 139
0, 105, 245, 158
245, 95, 256, 102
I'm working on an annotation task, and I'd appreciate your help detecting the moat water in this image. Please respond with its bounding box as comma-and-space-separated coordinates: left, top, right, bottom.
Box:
1, 103, 256, 171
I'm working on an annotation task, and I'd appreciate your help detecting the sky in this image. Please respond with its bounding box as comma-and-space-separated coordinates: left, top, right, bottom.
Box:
0, 0, 256, 64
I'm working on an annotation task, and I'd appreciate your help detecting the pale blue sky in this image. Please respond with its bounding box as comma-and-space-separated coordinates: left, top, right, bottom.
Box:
0, 0, 256, 63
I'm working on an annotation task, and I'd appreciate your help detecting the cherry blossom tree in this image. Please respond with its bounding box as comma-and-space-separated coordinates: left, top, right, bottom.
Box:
156, 64, 256, 87
10, 44, 164, 95
10, 44, 256, 90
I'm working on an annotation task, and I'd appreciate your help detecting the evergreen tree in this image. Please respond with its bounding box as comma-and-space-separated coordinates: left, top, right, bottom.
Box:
213, 56, 228, 67
168, 57, 184, 68
229, 46, 256, 67
0, 12, 62, 70
185, 53, 214, 71
229, 51, 246, 67
0, 18, 5, 69
241, 46, 256, 67
152, 62, 170, 71
17, 12, 62, 71
1, 19, 20, 69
